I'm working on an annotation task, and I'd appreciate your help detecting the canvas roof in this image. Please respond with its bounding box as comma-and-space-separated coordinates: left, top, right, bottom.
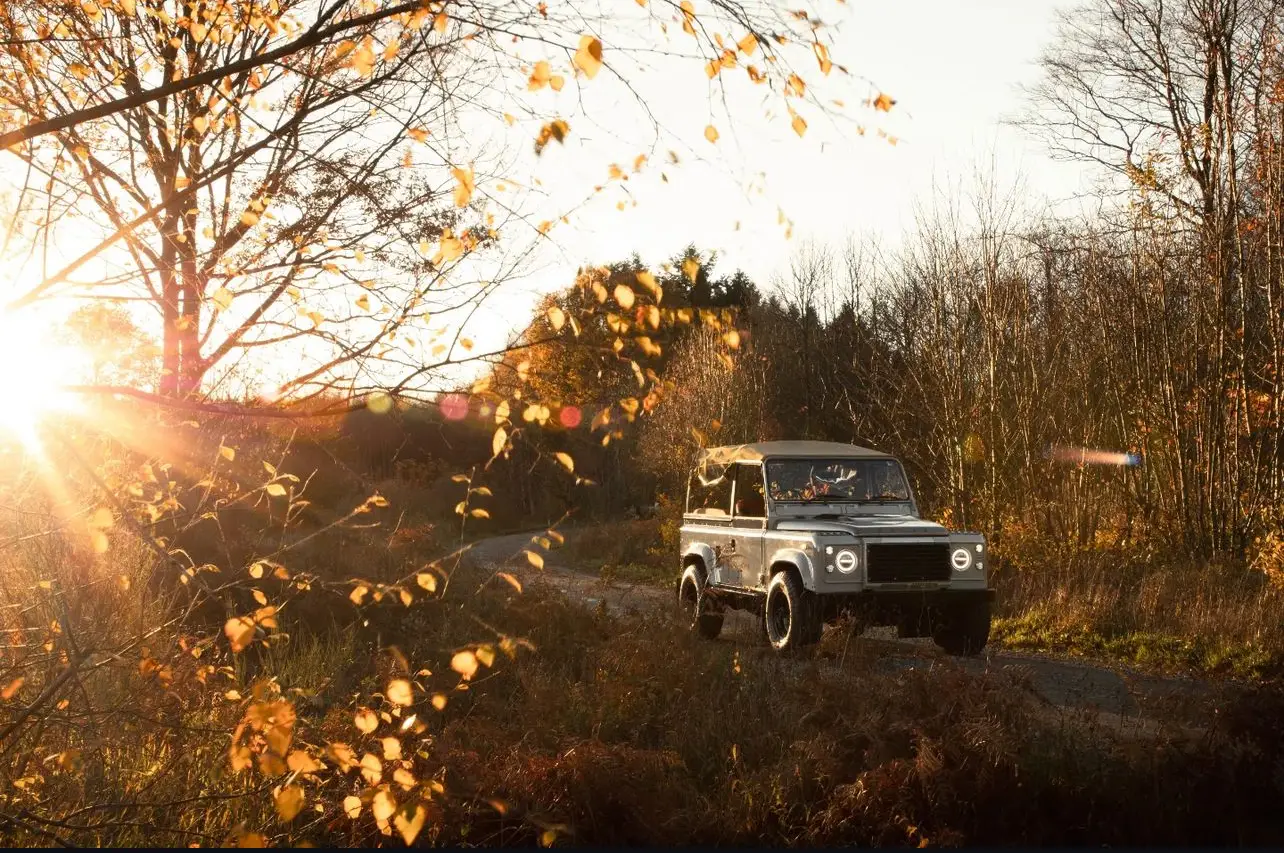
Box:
698, 440, 892, 467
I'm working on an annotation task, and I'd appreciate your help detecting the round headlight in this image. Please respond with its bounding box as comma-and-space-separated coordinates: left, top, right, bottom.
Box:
834, 549, 858, 574
951, 547, 973, 571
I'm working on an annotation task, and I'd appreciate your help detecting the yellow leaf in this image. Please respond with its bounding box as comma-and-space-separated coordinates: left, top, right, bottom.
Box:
786, 73, 806, 97
492, 427, 507, 457
351, 36, 376, 76
528, 60, 551, 91
497, 572, 523, 592
287, 750, 322, 774
219, 445, 236, 462
416, 572, 437, 592
873, 92, 896, 112
387, 679, 413, 707
683, 257, 701, 282
1, 678, 23, 700
354, 708, 379, 734
381, 736, 403, 760
550, 74, 565, 91
343, 795, 362, 819
470, 508, 490, 519
119, 0, 135, 15
614, 284, 635, 309
814, 41, 833, 75
477, 646, 496, 668
275, 784, 306, 822
738, 33, 757, 54
408, 127, 429, 143
547, 305, 566, 331
362, 755, 380, 786
704, 125, 719, 143
525, 550, 545, 569
680, 0, 696, 35
265, 483, 287, 497
240, 211, 259, 227
193, 115, 208, 134
372, 789, 397, 825
574, 34, 603, 79
355, 294, 371, 311
434, 10, 448, 32
554, 452, 575, 472
452, 165, 475, 207
431, 693, 448, 710
792, 112, 807, 137
224, 617, 255, 653
211, 287, 234, 310
451, 650, 479, 680
396, 803, 428, 844
724, 329, 741, 349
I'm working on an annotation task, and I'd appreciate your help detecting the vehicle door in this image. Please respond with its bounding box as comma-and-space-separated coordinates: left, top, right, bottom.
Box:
729, 462, 768, 589
684, 463, 735, 587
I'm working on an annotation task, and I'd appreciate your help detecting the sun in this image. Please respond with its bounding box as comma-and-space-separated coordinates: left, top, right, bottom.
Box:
0, 313, 86, 444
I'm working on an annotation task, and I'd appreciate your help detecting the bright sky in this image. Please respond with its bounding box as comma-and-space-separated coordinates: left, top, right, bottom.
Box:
476, 0, 1097, 347
0, 0, 1103, 396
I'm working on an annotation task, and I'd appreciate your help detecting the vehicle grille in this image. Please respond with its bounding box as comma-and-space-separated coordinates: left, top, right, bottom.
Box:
865, 542, 950, 582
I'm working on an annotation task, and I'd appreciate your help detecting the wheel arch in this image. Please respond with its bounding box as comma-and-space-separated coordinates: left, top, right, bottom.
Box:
767, 547, 816, 591
679, 546, 713, 597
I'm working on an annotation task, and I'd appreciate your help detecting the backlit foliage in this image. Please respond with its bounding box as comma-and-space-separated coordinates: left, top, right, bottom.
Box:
0, 0, 893, 845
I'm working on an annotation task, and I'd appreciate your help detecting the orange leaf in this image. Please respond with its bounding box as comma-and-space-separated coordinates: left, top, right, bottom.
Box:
573, 35, 603, 79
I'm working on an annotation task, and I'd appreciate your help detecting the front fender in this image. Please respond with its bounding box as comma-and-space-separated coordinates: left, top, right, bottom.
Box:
769, 547, 817, 591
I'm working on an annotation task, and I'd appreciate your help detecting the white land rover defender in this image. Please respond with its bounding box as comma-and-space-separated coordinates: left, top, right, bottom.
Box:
677, 441, 993, 654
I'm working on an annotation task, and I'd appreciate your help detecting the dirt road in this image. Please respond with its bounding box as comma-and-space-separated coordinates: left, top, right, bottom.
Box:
465, 530, 1217, 738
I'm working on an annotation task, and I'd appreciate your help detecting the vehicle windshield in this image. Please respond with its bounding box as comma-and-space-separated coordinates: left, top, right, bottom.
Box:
765, 458, 911, 502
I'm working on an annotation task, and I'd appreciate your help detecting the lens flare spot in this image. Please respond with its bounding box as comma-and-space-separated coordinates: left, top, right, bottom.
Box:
1048, 445, 1142, 467
439, 393, 469, 421
558, 405, 582, 428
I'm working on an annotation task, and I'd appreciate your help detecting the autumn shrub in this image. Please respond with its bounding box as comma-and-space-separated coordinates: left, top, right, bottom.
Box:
422, 579, 1284, 847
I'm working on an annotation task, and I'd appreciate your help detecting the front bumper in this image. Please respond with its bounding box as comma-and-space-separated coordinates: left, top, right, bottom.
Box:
815, 586, 994, 619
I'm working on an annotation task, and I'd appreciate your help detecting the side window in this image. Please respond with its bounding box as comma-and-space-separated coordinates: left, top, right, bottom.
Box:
732, 464, 766, 517
686, 464, 732, 516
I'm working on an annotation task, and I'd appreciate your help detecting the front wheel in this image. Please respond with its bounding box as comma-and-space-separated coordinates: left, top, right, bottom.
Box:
678, 564, 724, 640
763, 570, 821, 653
932, 600, 992, 657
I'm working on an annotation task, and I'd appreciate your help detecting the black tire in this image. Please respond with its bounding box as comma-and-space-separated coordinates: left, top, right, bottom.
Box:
678, 564, 724, 640
763, 570, 821, 653
932, 600, 992, 657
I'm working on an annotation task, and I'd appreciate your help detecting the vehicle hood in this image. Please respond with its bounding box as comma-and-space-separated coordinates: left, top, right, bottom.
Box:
774, 515, 948, 537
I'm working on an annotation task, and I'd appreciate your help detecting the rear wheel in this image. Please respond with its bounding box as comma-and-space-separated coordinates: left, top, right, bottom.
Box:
678, 564, 724, 640
763, 570, 820, 653
932, 600, 992, 657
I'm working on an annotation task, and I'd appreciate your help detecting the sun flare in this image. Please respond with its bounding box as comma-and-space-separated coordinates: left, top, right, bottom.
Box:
0, 314, 85, 443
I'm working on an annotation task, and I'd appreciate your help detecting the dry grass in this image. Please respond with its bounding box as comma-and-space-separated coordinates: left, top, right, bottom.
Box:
2, 524, 1284, 846
992, 540, 1284, 678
